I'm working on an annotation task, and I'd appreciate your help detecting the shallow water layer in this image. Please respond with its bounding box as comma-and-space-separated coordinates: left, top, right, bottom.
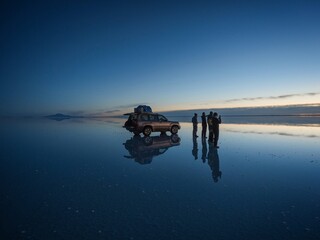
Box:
1, 118, 320, 240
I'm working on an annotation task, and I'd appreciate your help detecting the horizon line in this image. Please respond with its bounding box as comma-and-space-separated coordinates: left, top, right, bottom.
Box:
0, 102, 319, 118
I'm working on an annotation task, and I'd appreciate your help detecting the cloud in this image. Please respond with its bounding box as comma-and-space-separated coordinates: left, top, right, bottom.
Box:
115, 103, 149, 109
62, 104, 148, 117
104, 110, 121, 114
64, 110, 87, 115
97, 103, 149, 115
226, 92, 320, 103
83, 109, 121, 116
94, 104, 146, 116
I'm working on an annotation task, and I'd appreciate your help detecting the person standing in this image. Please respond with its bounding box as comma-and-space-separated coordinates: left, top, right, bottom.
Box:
207, 111, 214, 143
192, 113, 198, 137
212, 112, 222, 148
201, 112, 207, 138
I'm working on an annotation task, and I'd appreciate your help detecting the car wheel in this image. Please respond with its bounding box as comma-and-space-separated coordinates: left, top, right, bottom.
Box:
143, 136, 153, 145
171, 125, 179, 134
143, 126, 152, 136
171, 134, 180, 143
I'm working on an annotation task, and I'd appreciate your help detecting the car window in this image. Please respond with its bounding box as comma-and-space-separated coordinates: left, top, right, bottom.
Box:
158, 115, 168, 121
130, 114, 137, 120
149, 115, 159, 121
140, 114, 149, 121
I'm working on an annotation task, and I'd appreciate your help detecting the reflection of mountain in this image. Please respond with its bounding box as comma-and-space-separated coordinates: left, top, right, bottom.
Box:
123, 134, 181, 164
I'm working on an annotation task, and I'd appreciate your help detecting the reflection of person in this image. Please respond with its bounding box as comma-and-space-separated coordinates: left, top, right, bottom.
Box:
212, 112, 221, 148
192, 134, 198, 160
207, 143, 222, 182
201, 137, 207, 163
201, 112, 207, 139
192, 113, 198, 137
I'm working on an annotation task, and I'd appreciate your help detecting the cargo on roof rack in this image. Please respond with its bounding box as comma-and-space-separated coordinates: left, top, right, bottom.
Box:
134, 105, 152, 113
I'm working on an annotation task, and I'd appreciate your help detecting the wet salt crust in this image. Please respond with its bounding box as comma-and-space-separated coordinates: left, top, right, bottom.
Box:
1, 118, 320, 240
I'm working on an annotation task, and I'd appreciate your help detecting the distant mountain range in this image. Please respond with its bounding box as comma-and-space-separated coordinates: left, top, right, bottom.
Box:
44, 104, 320, 121
159, 104, 320, 125
45, 113, 83, 121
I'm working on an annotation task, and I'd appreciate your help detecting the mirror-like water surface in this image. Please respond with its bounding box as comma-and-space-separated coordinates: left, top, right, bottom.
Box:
1, 118, 320, 239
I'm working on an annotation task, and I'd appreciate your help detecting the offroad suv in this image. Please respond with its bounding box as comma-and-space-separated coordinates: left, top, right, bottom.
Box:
124, 112, 180, 136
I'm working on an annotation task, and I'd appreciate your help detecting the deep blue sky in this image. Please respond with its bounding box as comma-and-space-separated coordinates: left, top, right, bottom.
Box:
1, 0, 320, 116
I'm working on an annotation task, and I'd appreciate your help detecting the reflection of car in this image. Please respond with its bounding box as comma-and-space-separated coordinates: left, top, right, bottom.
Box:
124, 112, 181, 136
123, 134, 181, 164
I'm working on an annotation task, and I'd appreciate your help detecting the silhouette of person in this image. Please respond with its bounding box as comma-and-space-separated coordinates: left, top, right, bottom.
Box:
212, 112, 221, 148
201, 112, 207, 139
192, 113, 198, 137
192, 134, 198, 160
207, 143, 222, 183
201, 137, 207, 163
207, 111, 214, 143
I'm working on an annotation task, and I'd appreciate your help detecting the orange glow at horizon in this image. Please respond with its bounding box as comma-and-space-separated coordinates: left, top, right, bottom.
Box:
153, 94, 320, 112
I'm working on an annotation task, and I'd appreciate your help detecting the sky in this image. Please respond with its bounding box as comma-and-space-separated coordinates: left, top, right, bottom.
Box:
1, 0, 320, 116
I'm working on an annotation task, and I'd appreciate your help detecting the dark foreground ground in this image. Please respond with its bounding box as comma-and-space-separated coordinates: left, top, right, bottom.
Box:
1, 117, 320, 240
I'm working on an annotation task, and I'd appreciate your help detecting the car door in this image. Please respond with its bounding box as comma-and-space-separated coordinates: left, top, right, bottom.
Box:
149, 114, 160, 131
138, 113, 150, 131
158, 115, 169, 132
